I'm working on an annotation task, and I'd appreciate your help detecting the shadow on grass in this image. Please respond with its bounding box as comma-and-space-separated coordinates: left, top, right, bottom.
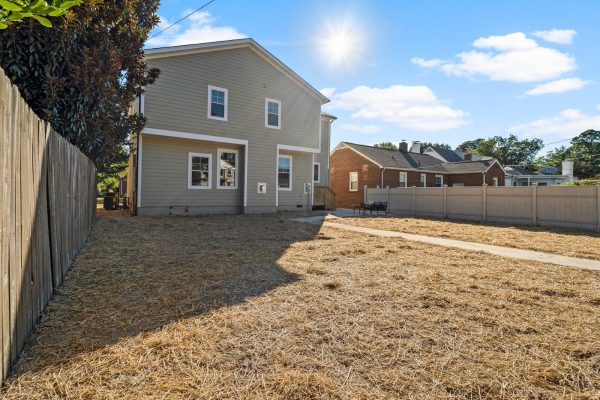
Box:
8, 213, 322, 378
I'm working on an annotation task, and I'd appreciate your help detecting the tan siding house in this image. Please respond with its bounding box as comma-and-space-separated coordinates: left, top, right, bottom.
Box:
129, 39, 335, 215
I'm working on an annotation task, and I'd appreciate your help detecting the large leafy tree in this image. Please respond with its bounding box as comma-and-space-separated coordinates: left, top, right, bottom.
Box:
537, 130, 600, 178
419, 142, 451, 152
374, 142, 398, 150
0, 0, 160, 173
456, 135, 544, 166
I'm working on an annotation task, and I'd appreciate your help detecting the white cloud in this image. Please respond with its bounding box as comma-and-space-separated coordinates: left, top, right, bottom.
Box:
532, 29, 576, 45
410, 57, 446, 68
341, 124, 384, 134
146, 12, 246, 47
525, 77, 591, 96
319, 87, 336, 98
328, 84, 469, 131
597, 104, 600, 112
473, 32, 538, 51
414, 32, 577, 83
511, 108, 600, 138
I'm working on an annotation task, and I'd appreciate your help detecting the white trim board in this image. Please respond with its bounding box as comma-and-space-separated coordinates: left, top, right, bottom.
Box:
137, 134, 143, 207
278, 144, 319, 154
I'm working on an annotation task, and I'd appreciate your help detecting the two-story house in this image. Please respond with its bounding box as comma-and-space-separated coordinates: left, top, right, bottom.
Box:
128, 39, 335, 215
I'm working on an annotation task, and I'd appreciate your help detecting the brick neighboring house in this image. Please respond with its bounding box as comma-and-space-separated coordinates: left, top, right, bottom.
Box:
330, 141, 506, 208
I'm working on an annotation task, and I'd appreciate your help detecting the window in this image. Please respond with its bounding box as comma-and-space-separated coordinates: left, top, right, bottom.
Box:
188, 153, 212, 189
492, 177, 499, 187
313, 162, 320, 183
538, 182, 547, 186
217, 149, 238, 189
435, 175, 443, 187
278, 155, 292, 190
265, 98, 281, 129
349, 171, 358, 192
420, 173, 427, 188
399, 172, 407, 188
208, 85, 228, 120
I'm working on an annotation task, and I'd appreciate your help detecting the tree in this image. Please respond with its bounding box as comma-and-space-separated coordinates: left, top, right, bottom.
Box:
536, 130, 600, 178
419, 142, 451, 153
0, 0, 81, 29
456, 135, 543, 166
374, 142, 398, 150
0, 0, 160, 173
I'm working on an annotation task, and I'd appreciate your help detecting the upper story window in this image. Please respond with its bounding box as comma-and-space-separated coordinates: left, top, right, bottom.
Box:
265, 98, 281, 129
217, 149, 238, 189
399, 172, 407, 188
208, 85, 228, 121
188, 152, 212, 189
278, 155, 292, 190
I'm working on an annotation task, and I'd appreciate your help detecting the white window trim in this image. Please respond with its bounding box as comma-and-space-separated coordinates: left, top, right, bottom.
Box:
435, 174, 443, 187
207, 85, 228, 121
399, 171, 407, 188
349, 171, 358, 192
493, 177, 499, 187
217, 148, 239, 190
313, 162, 320, 183
265, 98, 281, 129
277, 154, 292, 191
188, 152, 212, 189
420, 173, 427, 188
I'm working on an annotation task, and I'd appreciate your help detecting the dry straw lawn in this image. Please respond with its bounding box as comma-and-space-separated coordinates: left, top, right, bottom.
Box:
2, 214, 600, 399
333, 215, 600, 261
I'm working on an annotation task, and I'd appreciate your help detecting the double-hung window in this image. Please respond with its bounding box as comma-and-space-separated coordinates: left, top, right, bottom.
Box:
313, 162, 320, 183
420, 173, 427, 188
277, 155, 292, 190
434, 175, 443, 187
217, 149, 238, 189
349, 172, 358, 192
399, 172, 407, 188
188, 153, 212, 189
208, 85, 228, 120
265, 98, 281, 129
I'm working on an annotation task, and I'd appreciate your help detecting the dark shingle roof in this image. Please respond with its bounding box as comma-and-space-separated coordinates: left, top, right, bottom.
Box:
341, 142, 498, 174
429, 147, 463, 163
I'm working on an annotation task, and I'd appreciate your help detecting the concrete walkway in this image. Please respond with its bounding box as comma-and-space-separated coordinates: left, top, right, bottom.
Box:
292, 216, 600, 272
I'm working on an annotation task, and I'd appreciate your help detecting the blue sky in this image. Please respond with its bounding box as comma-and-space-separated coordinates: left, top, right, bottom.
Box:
147, 0, 600, 154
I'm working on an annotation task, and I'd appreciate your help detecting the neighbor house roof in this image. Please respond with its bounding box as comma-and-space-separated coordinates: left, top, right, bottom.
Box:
425, 146, 464, 163
333, 142, 502, 175
144, 38, 330, 104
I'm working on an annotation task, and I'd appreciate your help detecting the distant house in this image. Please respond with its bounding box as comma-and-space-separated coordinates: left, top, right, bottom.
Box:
505, 160, 574, 186
330, 141, 506, 208
127, 38, 336, 215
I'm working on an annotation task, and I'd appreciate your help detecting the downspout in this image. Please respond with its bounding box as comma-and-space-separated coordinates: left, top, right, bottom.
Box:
381, 168, 385, 188
134, 93, 142, 215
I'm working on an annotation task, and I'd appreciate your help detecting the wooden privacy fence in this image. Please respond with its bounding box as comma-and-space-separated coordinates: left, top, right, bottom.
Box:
0, 68, 96, 385
365, 184, 600, 232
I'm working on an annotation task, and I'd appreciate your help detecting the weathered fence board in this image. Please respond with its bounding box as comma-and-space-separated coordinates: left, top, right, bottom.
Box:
366, 184, 600, 232
0, 68, 96, 386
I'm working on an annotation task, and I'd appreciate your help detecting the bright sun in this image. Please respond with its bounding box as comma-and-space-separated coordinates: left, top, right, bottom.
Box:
317, 17, 364, 68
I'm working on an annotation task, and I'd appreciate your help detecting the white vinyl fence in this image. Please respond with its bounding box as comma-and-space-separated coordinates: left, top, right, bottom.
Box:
365, 185, 600, 232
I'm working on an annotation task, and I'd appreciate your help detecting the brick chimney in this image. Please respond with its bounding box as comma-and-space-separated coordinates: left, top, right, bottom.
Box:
464, 153, 472, 161
399, 140, 408, 152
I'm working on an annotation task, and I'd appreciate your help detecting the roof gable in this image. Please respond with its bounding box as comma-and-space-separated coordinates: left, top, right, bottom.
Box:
145, 38, 329, 104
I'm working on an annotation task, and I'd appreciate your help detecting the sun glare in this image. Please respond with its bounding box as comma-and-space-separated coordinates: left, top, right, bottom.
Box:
317, 16, 365, 69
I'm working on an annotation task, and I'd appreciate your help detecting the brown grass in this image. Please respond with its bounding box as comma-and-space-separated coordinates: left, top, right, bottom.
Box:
332, 215, 600, 261
2, 214, 599, 399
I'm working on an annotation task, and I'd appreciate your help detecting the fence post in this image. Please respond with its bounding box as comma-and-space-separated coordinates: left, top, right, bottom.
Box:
386, 186, 390, 210
482, 184, 487, 222
411, 185, 416, 217
443, 185, 448, 219
532, 184, 537, 226
597, 184, 600, 232
364, 185, 367, 203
